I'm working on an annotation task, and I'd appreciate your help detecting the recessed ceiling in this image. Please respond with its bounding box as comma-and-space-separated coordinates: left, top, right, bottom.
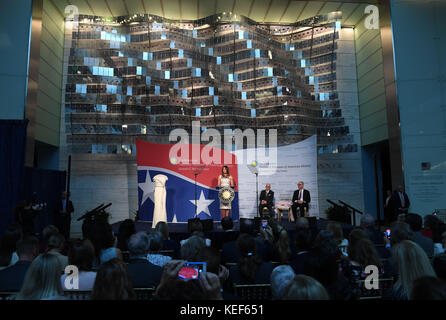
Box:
52, 0, 378, 26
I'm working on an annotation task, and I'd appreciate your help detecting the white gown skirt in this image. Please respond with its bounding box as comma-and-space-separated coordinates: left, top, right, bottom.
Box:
152, 186, 167, 227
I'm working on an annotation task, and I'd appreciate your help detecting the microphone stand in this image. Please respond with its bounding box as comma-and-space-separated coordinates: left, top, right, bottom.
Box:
194, 172, 198, 218
255, 172, 259, 219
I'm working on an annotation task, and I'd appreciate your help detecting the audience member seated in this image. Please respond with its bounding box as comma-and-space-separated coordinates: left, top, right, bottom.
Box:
387, 222, 414, 248
405, 213, 434, 257
433, 253, 446, 281
326, 221, 348, 256
228, 234, 273, 285
423, 215, 446, 255
16, 253, 65, 300
147, 231, 172, 267
180, 235, 206, 261
282, 275, 329, 300
0, 224, 22, 270
359, 214, 384, 245
436, 231, 446, 256
154, 260, 222, 300
116, 219, 136, 252
410, 275, 446, 300
181, 220, 211, 247
346, 237, 387, 280
127, 232, 163, 288
0, 235, 39, 292
201, 247, 235, 300
92, 258, 135, 300
61, 239, 97, 291
422, 214, 446, 241
155, 221, 180, 258
88, 222, 122, 266
391, 240, 437, 300
289, 227, 312, 274
270, 265, 295, 300
39, 225, 59, 254
47, 233, 68, 272
303, 230, 354, 300
272, 225, 291, 264
212, 216, 238, 250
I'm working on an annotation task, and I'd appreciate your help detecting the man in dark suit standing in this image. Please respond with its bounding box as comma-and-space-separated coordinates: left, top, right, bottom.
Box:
393, 185, 410, 218
291, 181, 311, 221
259, 183, 274, 217
56, 191, 74, 240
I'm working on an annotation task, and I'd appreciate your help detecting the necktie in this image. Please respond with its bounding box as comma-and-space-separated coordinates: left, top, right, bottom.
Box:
299, 190, 302, 201
399, 192, 405, 207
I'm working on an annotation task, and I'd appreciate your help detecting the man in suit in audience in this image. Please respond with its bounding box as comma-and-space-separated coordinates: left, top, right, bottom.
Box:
0, 236, 39, 292
359, 214, 384, 245
127, 232, 163, 288
291, 181, 311, 221
405, 213, 434, 257
259, 184, 274, 218
213, 216, 238, 250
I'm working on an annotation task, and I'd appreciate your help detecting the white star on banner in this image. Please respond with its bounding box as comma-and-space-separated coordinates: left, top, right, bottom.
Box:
189, 191, 215, 217
138, 171, 155, 206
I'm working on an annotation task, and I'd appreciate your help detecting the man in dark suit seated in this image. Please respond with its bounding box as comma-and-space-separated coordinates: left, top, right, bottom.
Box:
0, 236, 39, 292
212, 216, 238, 251
259, 184, 274, 218
127, 232, 163, 288
291, 181, 311, 221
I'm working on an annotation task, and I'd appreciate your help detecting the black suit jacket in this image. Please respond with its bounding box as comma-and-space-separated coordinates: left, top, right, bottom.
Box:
127, 258, 163, 288
0, 261, 32, 292
392, 192, 410, 210
56, 200, 74, 215
292, 189, 311, 207
259, 190, 274, 206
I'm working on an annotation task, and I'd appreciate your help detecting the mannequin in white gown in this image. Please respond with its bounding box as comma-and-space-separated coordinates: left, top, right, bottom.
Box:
152, 174, 168, 228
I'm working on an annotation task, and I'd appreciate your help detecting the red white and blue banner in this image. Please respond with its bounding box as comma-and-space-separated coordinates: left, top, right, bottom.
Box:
136, 138, 239, 222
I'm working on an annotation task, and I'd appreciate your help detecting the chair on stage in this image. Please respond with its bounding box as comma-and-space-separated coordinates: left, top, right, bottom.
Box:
134, 287, 156, 300
275, 194, 293, 222
233, 284, 272, 300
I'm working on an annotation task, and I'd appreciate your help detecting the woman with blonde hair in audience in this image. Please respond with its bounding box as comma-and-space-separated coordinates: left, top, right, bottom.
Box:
282, 275, 329, 300
392, 240, 437, 300
16, 253, 65, 300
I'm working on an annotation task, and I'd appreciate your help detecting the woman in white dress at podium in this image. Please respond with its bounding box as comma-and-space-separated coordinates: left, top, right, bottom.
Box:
217, 166, 235, 219
152, 174, 168, 228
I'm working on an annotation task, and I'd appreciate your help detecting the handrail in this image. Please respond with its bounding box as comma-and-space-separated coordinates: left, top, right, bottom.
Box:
338, 200, 363, 226
326, 199, 341, 207
338, 200, 363, 215
326, 199, 363, 226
